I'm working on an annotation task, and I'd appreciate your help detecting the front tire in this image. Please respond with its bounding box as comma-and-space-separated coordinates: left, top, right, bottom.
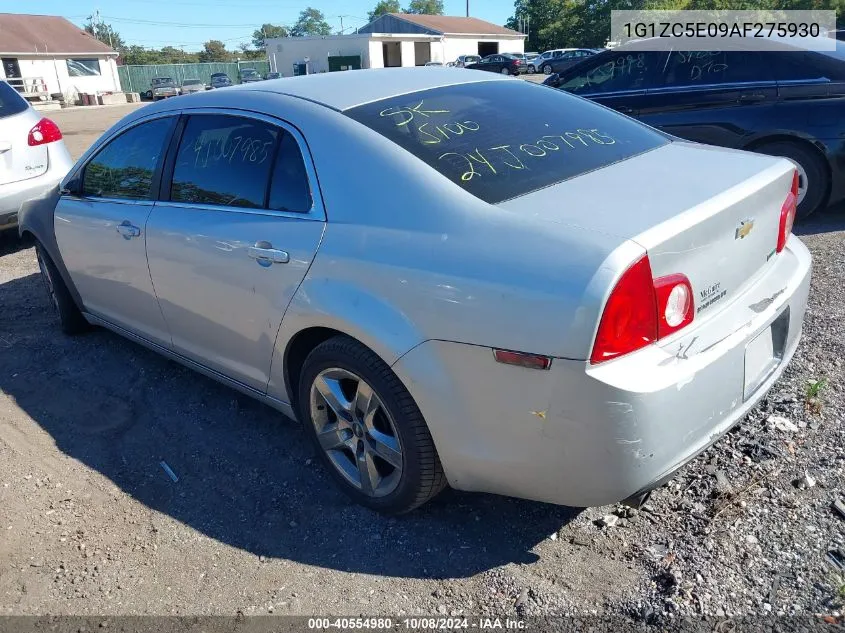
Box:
35, 242, 87, 335
297, 335, 446, 514
754, 140, 829, 219
543, 64, 553, 75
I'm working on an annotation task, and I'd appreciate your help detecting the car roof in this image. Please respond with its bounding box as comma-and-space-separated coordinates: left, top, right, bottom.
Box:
223, 67, 509, 111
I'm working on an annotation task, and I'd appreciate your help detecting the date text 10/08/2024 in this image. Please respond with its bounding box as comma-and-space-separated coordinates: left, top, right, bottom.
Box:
307, 617, 527, 630
378, 100, 618, 183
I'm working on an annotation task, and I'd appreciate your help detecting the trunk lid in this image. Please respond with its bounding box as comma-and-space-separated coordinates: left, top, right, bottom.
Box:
0, 105, 48, 187
497, 141, 795, 320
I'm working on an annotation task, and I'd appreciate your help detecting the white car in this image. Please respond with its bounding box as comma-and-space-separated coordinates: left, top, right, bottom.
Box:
0, 81, 72, 235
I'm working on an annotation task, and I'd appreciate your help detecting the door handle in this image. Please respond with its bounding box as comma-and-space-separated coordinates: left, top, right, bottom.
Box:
116, 221, 141, 240
616, 106, 635, 115
248, 240, 289, 266
739, 93, 766, 103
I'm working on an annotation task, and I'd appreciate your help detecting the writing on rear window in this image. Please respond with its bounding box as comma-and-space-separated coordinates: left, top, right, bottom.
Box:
346, 81, 667, 204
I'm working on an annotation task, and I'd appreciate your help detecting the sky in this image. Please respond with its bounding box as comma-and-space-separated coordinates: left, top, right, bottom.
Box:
0, 0, 516, 52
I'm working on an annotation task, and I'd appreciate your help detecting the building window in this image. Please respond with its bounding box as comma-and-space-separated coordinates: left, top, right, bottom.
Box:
67, 58, 101, 77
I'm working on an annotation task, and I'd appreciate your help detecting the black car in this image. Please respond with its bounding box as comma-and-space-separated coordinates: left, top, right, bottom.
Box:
544, 42, 845, 217
466, 53, 526, 76
537, 48, 596, 76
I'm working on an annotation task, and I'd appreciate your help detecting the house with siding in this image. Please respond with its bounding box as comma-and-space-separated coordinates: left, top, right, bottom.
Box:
0, 13, 121, 102
265, 14, 526, 76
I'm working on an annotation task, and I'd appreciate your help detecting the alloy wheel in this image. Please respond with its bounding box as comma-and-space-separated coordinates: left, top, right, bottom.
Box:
309, 368, 403, 498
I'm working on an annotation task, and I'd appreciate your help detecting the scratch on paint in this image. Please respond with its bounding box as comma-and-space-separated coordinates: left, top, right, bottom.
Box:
616, 438, 642, 445
531, 410, 547, 420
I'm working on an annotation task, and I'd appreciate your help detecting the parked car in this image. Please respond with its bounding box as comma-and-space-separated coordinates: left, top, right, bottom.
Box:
149, 77, 178, 100
424, 61, 444, 67
533, 48, 574, 73
524, 52, 540, 72
465, 53, 526, 75
537, 48, 597, 75
544, 41, 845, 217
0, 81, 72, 235
179, 78, 205, 95
454, 54, 481, 68
21, 69, 810, 514
266, 72, 282, 80
210, 73, 232, 89
239, 68, 262, 83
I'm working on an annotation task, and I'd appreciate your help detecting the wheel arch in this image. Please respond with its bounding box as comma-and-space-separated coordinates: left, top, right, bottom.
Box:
274, 281, 429, 412
744, 134, 832, 188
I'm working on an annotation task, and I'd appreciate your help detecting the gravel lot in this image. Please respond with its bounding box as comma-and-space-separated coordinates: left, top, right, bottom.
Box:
0, 102, 843, 622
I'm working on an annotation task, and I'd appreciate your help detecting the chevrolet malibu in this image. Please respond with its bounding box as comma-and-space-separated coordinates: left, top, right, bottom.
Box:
19, 68, 811, 514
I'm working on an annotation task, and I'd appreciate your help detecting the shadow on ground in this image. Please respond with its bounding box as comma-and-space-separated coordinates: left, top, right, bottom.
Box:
794, 200, 845, 237
0, 270, 579, 580
0, 232, 33, 257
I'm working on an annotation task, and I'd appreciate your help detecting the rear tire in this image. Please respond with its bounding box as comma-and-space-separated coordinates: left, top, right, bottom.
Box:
35, 242, 88, 335
754, 140, 829, 220
543, 64, 553, 75
297, 335, 446, 514
500, 67, 510, 75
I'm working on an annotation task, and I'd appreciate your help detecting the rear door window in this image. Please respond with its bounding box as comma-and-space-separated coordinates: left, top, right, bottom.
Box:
169, 114, 278, 208
345, 80, 668, 204
268, 132, 312, 213
661, 51, 773, 87
0, 80, 28, 119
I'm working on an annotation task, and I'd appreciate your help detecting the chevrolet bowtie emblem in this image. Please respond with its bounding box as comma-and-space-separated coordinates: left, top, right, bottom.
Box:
735, 219, 754, 240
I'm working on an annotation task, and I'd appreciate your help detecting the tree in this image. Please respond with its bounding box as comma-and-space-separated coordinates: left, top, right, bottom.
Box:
368, 0, 401, 21
404, 0, 444, 14
290, 7, 332, 36
198, 39, 230, 62
252, 23, 288, 49
84, 17, 125, 51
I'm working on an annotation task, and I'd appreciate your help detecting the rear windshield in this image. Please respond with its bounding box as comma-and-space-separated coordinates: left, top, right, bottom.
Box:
344, 80, 668, 204
0, 81, 28, 119
153, 78, 174, 85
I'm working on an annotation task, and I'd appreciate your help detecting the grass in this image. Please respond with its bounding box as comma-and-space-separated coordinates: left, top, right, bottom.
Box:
805, 377, 828, 415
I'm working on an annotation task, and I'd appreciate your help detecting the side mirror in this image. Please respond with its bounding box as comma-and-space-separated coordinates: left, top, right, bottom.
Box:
60, 177, 81, 197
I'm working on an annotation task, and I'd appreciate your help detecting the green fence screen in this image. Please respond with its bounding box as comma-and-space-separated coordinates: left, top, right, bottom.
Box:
117, 61, 270, 93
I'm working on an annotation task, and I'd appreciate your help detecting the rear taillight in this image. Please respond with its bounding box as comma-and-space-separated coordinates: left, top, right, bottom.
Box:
590, 255, 696, 364
654, 273, 694, 339
28, 118, 63, 146
777, 170, 799, 253
590, 255, 657, 364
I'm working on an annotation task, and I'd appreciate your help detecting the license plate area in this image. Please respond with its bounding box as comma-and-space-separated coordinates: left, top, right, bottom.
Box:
743, 307, 789, 401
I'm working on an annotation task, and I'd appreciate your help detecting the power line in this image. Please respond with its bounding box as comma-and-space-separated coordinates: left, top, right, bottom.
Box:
101, 14, 262, 28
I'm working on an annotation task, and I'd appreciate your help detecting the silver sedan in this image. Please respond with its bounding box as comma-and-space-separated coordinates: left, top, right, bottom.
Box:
19, 68, 811, 514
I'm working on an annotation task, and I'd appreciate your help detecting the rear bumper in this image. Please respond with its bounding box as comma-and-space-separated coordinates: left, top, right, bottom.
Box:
393, 237, 812, 507
0, 168, 67, 234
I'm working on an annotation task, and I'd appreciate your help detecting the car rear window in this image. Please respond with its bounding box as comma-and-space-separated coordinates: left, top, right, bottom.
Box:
344, 80, 668, 204
0, 81, 28, 119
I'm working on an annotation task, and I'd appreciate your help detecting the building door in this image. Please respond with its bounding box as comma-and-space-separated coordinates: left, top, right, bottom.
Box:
414, 42, 430, 66
382, 42, 401, 67
477, 42, 498, 57
2, 58, 21, 92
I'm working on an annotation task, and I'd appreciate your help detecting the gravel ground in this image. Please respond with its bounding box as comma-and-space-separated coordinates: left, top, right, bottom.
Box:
0, 103, 843, 622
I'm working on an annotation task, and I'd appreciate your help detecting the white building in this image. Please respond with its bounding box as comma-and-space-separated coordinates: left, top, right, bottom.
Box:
266, 13, 526, 76
0, 13, 121, 102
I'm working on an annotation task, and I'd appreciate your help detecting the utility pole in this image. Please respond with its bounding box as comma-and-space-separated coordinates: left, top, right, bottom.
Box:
339, 15, 344, 33
466, 0, 469, 17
